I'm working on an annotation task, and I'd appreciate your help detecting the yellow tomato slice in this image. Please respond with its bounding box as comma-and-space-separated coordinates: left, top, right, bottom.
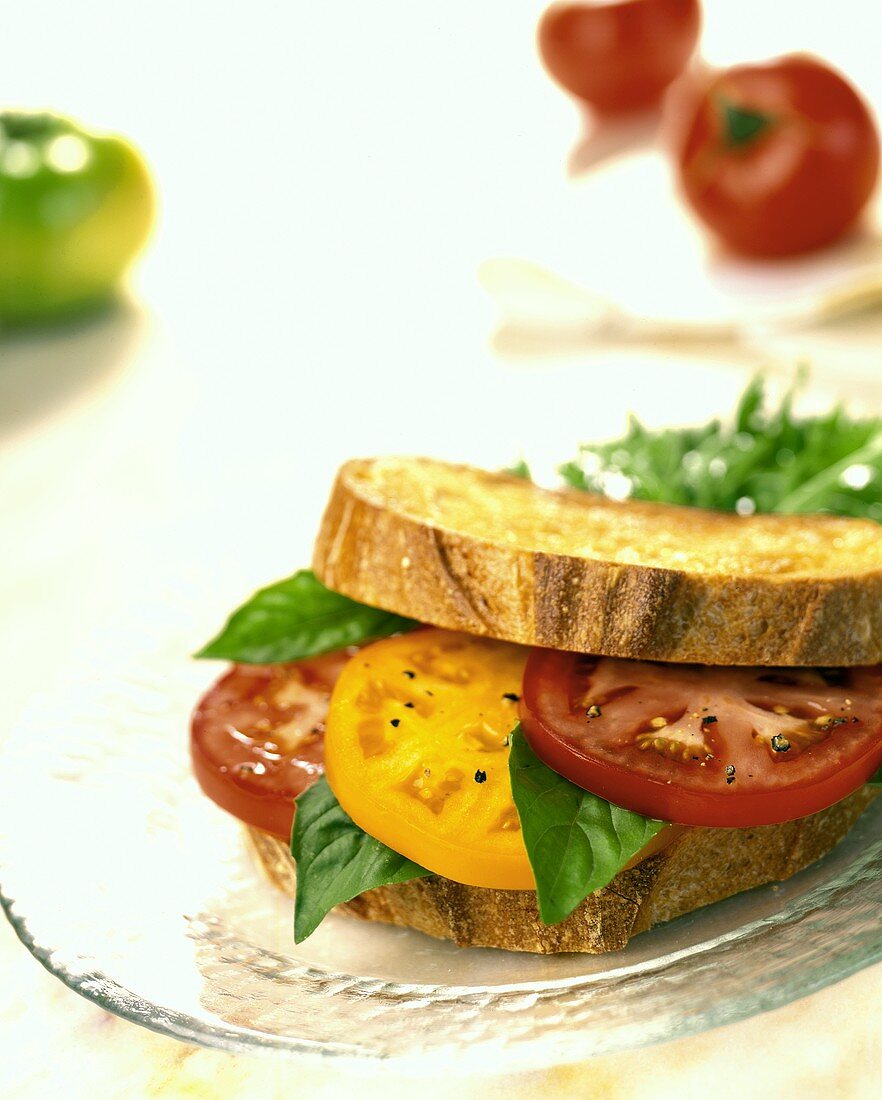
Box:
324, 628, 534, 890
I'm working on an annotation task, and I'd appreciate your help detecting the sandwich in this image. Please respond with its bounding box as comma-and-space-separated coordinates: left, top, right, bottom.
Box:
190, 401, 882, 954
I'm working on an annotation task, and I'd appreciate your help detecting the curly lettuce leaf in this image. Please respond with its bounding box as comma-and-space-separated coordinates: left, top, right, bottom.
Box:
559, 377, 882, 521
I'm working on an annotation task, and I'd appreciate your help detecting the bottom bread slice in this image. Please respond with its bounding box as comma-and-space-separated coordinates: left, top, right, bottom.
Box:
246, 786, 875, 954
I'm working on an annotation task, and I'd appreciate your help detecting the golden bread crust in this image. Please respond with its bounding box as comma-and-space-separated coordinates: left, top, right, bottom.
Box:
311, 457, 882, 666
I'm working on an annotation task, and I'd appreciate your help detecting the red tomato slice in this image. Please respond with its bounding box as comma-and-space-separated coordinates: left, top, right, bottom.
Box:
520, 650, 882, 827
190, 648, 353, 838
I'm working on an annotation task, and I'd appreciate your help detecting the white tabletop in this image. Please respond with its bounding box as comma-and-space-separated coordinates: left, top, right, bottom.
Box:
3, 1, 882, 1095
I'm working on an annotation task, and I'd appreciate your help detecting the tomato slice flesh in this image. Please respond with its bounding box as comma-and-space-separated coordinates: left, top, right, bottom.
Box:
190, 649, 352, 838
520, 650, 882, 827
324, 628, 534, 890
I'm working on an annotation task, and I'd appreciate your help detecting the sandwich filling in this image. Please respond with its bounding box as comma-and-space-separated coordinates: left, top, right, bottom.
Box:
191, 572, 882, 941
190, 383, 882, 942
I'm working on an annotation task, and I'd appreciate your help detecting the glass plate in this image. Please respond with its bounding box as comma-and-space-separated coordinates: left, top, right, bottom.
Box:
3, 604, 882, 1074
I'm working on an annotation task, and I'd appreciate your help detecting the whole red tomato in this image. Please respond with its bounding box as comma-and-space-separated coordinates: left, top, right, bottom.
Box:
538, 0, 701, 113
671, 54, 880, 257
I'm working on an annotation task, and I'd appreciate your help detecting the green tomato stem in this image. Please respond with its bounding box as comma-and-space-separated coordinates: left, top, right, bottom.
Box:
718, 97, 773, 148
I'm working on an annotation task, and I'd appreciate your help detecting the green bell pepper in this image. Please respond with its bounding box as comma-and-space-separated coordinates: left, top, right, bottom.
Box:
0, 111, 154, 326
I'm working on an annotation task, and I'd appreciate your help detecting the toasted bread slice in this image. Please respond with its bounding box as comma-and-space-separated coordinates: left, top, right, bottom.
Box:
246, 786, 875, 953
313, 456, 882, 666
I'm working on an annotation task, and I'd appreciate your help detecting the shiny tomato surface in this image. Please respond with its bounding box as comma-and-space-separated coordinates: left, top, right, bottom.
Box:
520, 649, 882, 827
538, 0, 701, 112
190, 649, 353, 838
324, 629, 533, 890
671, 54, 880, 257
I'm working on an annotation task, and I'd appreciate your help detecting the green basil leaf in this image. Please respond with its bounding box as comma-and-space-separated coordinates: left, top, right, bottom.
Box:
559, 375, 882, 522
290, 777, 430, 942
195, 568, 415, 663
867, 767, 882, 787
508, 725, 666, 926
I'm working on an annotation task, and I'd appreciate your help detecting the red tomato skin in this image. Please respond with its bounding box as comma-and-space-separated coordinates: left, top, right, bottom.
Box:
520, 648, 882, 828
538, 0, 701, 113
673, 54, 881, 257
191, 650, 351, 839
521, 709, 882, 827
